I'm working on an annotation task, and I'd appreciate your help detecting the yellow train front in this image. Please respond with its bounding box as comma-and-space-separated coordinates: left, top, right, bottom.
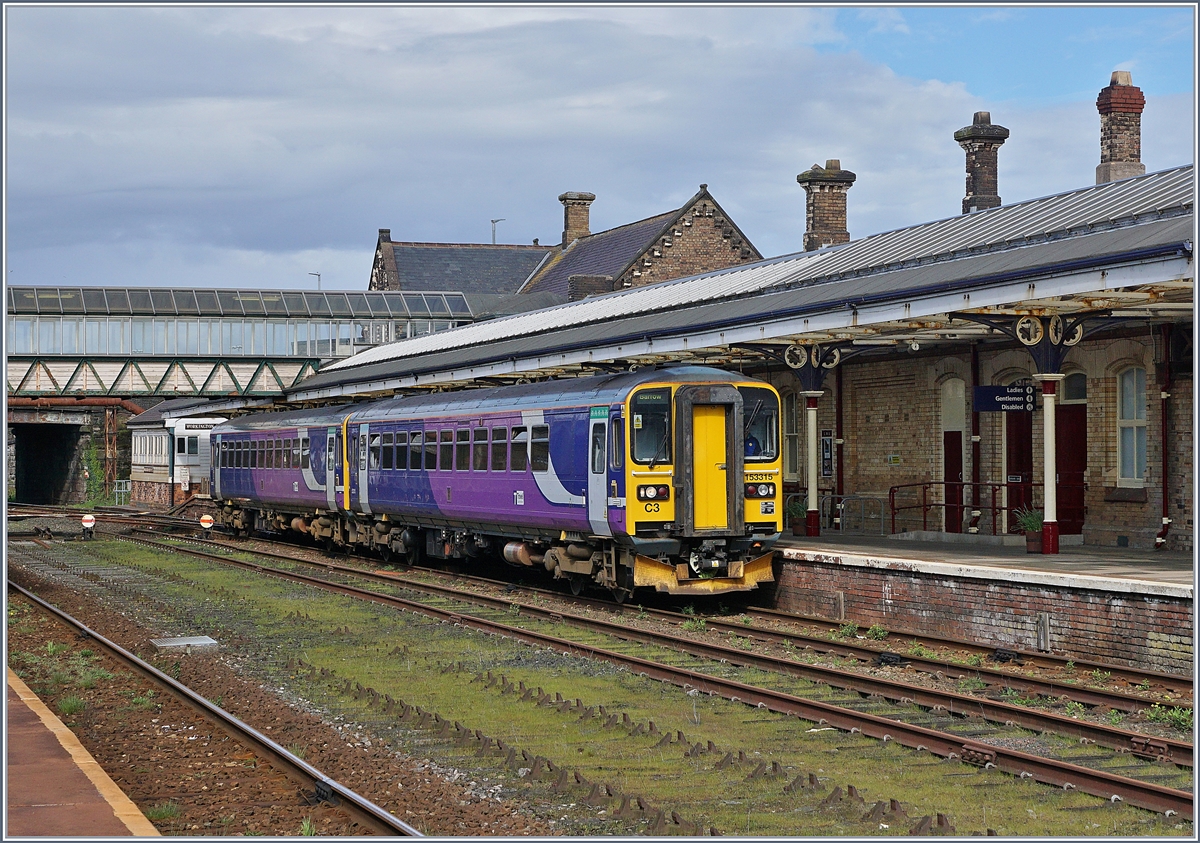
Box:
612, 369, 781, 596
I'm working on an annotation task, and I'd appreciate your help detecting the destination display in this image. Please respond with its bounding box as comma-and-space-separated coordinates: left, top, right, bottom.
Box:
974, 384, 1036, 412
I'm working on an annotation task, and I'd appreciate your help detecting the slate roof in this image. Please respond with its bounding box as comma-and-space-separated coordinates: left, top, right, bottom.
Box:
520, 211, 678, 297
389, 242, 553, 295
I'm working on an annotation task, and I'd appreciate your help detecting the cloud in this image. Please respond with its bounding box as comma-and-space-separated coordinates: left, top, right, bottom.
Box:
4, 6, 1194, 291
856, 8, 910, 35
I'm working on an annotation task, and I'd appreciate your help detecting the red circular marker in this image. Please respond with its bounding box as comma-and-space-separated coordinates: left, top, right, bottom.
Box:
81, 515, 96, 528
199, 514, 215, 529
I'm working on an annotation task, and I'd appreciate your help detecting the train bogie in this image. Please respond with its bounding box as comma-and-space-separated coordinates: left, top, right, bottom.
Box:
211, 367, 782, 599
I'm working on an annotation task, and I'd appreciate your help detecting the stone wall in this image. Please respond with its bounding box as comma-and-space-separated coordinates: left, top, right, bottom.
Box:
774, 553, 1193, 676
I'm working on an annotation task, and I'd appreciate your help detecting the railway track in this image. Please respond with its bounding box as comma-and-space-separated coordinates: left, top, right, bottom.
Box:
7, 579, 423, 838
99, 531, 1194, 817
130, 528, 1193, 714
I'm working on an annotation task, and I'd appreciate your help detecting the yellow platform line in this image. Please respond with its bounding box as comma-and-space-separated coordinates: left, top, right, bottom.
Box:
7, 668, 159, 836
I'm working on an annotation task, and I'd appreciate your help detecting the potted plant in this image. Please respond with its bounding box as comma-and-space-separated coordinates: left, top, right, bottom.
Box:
1012, 507, 1044, 553
785, 497, 808, 536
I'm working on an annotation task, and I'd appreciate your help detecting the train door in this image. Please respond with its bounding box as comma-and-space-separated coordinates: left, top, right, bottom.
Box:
212, 434, 222, 499
674, 385, 743, 535
587, 409, 612, 537
348, 423, 371, 515
1056, 403, 1087, 534
325, 427, 339, 511
607, 407, 626, 535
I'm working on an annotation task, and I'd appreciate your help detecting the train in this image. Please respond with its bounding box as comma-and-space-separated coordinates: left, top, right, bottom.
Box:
210, 366, 782, 599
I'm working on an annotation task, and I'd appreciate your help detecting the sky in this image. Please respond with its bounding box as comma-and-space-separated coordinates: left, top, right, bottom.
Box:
3, 4, 1196, 292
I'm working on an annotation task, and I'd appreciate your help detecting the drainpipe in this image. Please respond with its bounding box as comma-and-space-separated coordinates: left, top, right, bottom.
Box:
970, 344, 981, 532
1156, 324, 1172, 549
835, 366, 844, 499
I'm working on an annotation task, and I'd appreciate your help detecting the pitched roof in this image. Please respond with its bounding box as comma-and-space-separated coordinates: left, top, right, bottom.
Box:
389, 242, 553, 295
520, 211, 677, 297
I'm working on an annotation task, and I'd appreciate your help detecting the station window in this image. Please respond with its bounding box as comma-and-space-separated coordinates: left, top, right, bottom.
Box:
531, 425, 550, 473
1117, 367, 1147, 486
511, 427, 528, 472
439, 430, 453, 470
1062, 372, 1087, 403
177, 437, 187, 455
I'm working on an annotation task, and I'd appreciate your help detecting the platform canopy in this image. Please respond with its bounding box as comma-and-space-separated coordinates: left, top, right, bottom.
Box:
186, 166, 1195, 413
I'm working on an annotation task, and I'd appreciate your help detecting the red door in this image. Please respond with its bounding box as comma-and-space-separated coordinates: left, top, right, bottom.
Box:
943, 431, 964, 532
1056, 405, 1087, 534
1005, 410, 1033, 532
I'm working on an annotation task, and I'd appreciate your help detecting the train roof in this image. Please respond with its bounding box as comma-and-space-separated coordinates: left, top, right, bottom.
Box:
216, 366, 771, 431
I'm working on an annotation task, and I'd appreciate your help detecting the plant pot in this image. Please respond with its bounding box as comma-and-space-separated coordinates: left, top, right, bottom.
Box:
1025, 530, 1042, 553
791, 521, 805, 536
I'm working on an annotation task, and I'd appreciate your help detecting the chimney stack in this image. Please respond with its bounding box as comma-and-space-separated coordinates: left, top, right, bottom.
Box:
796, 159, 856, 251
559, 191, 596, 247
1096, 70, 1146, 184
953, 111, 1009, 214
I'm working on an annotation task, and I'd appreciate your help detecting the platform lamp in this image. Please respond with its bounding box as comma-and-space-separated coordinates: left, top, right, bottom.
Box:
491, 219, 505, 245
308, 271, 321, 291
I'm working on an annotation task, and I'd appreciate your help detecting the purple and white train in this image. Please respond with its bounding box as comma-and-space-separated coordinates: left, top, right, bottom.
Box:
211, 366, 782, 599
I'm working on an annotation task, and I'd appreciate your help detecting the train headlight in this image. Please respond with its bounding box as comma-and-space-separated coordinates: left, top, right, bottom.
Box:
744, 483, 775, 498
644, 486, 657, 499
757, 483, 772, 497
637, 485, 670, 501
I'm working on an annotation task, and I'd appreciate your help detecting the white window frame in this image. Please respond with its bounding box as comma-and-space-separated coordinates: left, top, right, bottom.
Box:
1116, 367, 1147, 487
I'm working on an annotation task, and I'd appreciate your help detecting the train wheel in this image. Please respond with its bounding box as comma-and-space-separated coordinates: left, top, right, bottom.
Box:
379, 544, 393, 565
610, 587, 630, 604
404, 536, 423, 566
568, 573, 587, 597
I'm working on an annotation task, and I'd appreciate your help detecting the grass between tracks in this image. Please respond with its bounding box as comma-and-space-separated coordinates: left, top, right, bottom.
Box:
17, 538, 1196, 837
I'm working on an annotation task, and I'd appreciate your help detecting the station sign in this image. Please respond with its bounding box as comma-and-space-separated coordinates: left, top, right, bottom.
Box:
974, 384, 1036, 412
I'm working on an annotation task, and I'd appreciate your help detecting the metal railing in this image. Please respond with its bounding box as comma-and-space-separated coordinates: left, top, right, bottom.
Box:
113, 479, 132, 506
888, 480, 1086, 536
783, 491, 888, 535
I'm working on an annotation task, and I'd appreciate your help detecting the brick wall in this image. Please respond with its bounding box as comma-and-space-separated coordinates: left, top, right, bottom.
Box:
1167, 376, 1193, 552
131, 480, 208, 511
618, 199, 760, 289
774, 556, 1193, 675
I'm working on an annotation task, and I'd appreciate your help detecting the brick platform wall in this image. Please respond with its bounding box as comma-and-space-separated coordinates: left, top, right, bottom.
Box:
131, 480, 209, 510
774, 556, 1193, 676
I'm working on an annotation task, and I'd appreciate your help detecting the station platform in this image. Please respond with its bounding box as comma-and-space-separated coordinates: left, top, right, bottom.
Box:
6, 669, 158, 837
776, 533, 1195, 590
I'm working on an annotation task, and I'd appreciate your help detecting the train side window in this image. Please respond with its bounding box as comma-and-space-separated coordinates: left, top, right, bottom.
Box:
491, 427, 508, 472
590, 423, 606, 474
301, 437, 310, 470
531, 425, 549, 472
396, 431, 409, 470
409, 432, 424, 470
283, 438, 292, 469
609, 418, 624, 470
381, 433, 394, 469
440, 430, 453, 470
472, 428, 488, 471
424, 432, 438, 470
235, 441, 243, 469
510, 427, 528, 472
258, 440, 266, 468
253, 441, 261, 469
369, 433, 381, 470
273, 438, 282, 469
455, 429, 469, 470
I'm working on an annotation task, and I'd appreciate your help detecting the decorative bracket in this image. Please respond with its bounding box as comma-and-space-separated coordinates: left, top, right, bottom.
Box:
948, 311, 1114, 374
736, 342, 869, 392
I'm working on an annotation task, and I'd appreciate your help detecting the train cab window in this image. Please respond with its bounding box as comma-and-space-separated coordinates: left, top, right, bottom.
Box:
738, 387, 780, 461
510, 427, 528, 472
491, 427, 508, 472
283, 439, 292, 469
631, 388, 671, 464
455, 429, 470, 470
396, 432, 409, 470
369, 434, 381, 470
609, 418, 624, 470
424, 432, 438, 470
301, 437, 310, 470
531, 425, 549, 472
381, 433, 394, 469
220, 441, 228, 468
440, 430, 453, 470
472, 428, 488, 470
409, 432, 424, 470
590, 423, 606, 474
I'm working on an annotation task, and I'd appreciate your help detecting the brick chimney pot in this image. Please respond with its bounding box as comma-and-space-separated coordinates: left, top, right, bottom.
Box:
1095, 70, 1146, 184
796, 160, 856, 251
